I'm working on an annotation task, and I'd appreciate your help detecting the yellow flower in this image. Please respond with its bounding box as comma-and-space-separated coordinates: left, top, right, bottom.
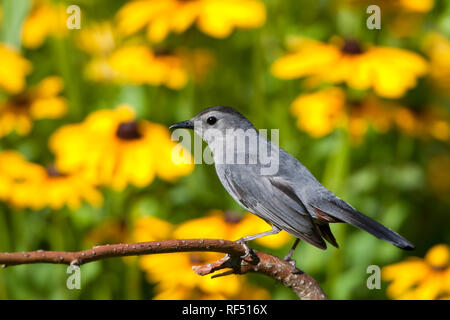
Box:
77, 22, 213, 88
291, 87, 347, 138
133, 214, 272, 299
349, 100, 450, 143
195, 0, 266, 38
271, 37, 428, 99
347, 96, 398, 142
143, 251, 242, 298
0, 44, 32, 94
423, 33, 450, 93
398, 0, 434, 12
116, 0, 266, 42
0, 76, 67, 138
174, 210, 291, 249
383, 244, 450, 300
50, 105, 193, 190
420, 107, 450, 142
83, 57, 121, 83
10, 165, 103, 211
0, 151, 34, 201
179, 48, 216, 83
108, 45, 189, 89
22, 0, 68, 48
289, 87, 449, 143
134, 216, 241, 298
133, 216, 174, 242
289, 88, 389, 141
76, 21, 121, 82
393, 106, 450, 142
77, 21, 117, 57
0, 151, 102, 210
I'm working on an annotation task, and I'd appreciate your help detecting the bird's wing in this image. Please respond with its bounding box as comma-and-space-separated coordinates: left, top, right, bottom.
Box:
220, 165, 327, 249
274, 148, 413, 250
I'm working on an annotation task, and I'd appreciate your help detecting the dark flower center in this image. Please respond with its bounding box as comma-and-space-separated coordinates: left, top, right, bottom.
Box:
223, 211, 243, 224
349, 100, 364, 111
189, 253, 205, 265
341, 39, 363, 55
431, 265, 448, 272
116, 121, 142, 140
10, 94, 31, 110
46, 164, 66, 177
153, 48, 173, 57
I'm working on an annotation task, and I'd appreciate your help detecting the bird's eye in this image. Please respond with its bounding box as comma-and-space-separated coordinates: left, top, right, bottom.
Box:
207, 117, 217, 125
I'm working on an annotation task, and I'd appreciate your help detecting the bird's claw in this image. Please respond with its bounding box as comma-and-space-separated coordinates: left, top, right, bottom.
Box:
283, 256, 298, 273
235, 238, 251, 259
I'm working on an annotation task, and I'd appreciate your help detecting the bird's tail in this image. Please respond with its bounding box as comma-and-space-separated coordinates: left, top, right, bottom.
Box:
311, 198, 414, 250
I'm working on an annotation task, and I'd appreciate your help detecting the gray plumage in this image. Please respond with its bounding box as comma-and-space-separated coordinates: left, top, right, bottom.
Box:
170, 106, 414, 252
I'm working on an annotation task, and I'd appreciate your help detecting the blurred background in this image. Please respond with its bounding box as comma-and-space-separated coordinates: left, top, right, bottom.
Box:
0, 0, 449, 300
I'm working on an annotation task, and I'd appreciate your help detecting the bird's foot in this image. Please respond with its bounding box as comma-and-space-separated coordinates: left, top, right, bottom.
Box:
235, 238, 252, 259
283, 249, 294, 261
283, 255, 297, 273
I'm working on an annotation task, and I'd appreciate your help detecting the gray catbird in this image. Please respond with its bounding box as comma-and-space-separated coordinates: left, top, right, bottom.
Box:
170, 106, 414, 259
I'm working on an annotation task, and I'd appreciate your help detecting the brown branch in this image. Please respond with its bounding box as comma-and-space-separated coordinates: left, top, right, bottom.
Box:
0, 238, 327, 300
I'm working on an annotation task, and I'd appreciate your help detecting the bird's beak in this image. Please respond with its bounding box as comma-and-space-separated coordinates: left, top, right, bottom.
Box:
169, 120, 194, 130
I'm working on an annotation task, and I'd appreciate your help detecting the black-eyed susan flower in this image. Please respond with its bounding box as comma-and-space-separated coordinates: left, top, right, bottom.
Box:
392, 105, 450, 142
22, 0, 68, 49
0, 44, 32, 94
289, 87, 449, 143
290, 87, 347, 138
133, 216, 241, 299
289, 87, 375, 141
271, 37, 428, 99
0, 76, 67, 138
77, 22, 213, 88
50, 105, 193, 190
133, 214, 271, 300
143, 251, 242, 299
396, 0, 435, 12
116, 0, 266, 43
383, 244, 450, 300
0, 150, 33, 202
347, 96, 400, 142
395, 0, 434, 12
77, 21, 117, 57
108, 45, 189, 89
76, 21, 121, 82
134, 216, 174, 243
423, 33, 450, 93
173, 210, 291, 249
0, 151, 102, 210
179, 48, 215, 84
76, 23, 190, 89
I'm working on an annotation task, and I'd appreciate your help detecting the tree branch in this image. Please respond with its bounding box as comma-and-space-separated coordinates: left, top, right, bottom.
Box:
0, 238, 327, 300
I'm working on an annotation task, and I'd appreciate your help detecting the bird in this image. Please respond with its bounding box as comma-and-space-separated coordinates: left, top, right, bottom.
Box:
169, 106, 414, 260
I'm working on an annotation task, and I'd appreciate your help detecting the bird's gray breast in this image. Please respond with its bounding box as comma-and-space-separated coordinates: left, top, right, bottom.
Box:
215, 163, 255, 211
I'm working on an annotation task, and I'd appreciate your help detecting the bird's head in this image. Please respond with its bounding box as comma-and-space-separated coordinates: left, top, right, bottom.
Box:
169, 106, 255, 145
